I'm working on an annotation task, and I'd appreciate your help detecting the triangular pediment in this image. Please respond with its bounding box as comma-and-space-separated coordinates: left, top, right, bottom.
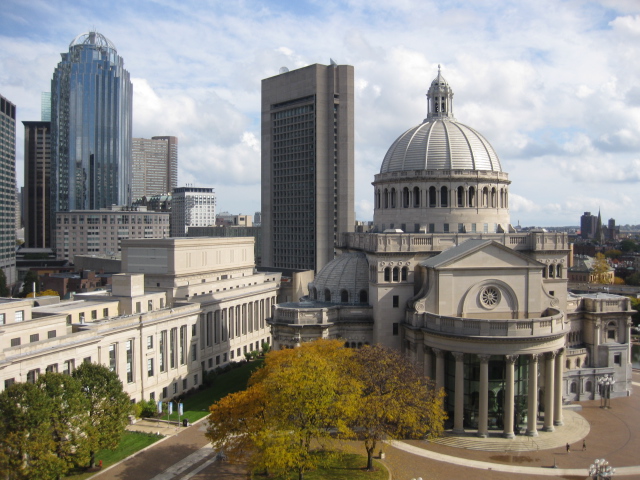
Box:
421, 239, 543, 270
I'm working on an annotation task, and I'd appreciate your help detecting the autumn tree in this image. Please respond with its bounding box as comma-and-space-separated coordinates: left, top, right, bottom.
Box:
72, 363, 131, 468
207, 339, 360, 480
37, 373, 92, 475
0, 382, 61, 479
350, 345, 446, 471
592, 253, 611, 284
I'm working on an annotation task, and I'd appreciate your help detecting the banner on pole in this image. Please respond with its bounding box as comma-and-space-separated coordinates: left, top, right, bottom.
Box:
178, 403, 184, 416
157, 401, 163, 414
168, 401, 173, 415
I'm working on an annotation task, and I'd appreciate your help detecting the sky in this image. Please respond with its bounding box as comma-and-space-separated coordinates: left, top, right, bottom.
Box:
2, 0, 640, 228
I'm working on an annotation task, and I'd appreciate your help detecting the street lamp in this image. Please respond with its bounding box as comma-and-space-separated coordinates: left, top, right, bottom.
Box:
589, 458, 615, 479
598, 375, 615, 409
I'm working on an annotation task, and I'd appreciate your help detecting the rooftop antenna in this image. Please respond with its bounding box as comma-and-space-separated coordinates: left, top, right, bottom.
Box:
279, 66, 289, 74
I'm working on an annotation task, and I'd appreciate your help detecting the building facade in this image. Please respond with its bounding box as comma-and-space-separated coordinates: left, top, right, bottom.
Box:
580, 212, 599, 240
269, 69, 633, 440
23, 121, 51, 248
0, 95, 17, 286
170, 187, 216, 237
131, 136, 178, 200
55, 206, 169, 262
0, 237, 280, 405
261, 63, 355, 272
50, 31, 132, 220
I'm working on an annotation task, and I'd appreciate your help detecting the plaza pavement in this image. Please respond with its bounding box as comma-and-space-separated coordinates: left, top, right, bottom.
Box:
91, 370, 640, 480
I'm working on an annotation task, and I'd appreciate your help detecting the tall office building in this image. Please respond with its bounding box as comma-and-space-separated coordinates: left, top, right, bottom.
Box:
0, 95, 17, 285
50, 31, 132, 219
170, 186, 216, 237
261, 63, 354, 272
131, 136, 178, 200
580, 211, 599, 240
23, 121, 51, 248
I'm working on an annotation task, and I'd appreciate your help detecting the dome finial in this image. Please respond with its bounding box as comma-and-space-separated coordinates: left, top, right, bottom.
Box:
426, 65, 454, 121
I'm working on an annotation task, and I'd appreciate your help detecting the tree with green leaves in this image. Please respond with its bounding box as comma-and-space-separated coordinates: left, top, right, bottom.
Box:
19, 270, 39, 298
72, 363, 131, 468
0, 382, 61, 479
0, 268, 9, 297
351, 344, 446, 470
36, 373, 91, 476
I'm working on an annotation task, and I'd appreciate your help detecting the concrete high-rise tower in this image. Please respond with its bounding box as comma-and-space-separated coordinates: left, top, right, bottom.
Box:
0, 95, 17, 285
23, 121, 51, 248
51, 31, 132, 218
131, 136, 178, 200
261, 63, 354, 272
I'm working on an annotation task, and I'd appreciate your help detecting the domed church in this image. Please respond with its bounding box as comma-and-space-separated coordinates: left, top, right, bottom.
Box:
269, 68, 633, 438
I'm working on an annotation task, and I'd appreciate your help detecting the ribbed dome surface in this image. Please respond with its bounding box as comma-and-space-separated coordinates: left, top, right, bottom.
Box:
311, 252, 369, 303
380, 119, 502, 173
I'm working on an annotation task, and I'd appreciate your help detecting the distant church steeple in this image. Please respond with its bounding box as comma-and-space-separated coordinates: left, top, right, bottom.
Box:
595, 209, 605, 244
426, 64, 455, 121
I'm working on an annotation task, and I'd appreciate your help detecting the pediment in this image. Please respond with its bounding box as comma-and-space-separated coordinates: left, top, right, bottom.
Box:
421, 240, 542, 271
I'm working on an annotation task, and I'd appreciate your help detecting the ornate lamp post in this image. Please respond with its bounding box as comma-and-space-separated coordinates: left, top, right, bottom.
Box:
589, 458, 615, 479
598, 375, 615, 409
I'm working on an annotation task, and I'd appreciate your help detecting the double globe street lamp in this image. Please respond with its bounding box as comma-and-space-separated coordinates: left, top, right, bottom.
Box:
598, 375, 615, 409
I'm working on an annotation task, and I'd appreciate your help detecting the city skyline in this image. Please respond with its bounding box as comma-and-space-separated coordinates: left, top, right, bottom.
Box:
2, 0, 640, 226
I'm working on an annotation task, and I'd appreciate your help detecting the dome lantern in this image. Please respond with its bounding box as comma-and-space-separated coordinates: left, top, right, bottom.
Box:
426, 64, 455, 121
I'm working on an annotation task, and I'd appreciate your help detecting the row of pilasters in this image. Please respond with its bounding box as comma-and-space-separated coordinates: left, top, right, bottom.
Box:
427, 348, 564, 438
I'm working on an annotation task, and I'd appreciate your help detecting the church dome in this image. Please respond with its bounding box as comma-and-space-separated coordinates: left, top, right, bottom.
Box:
380, 66, 502, 174
310, 252, 369, 304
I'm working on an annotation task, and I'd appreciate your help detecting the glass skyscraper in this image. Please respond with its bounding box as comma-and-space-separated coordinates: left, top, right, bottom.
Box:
51, 31, 132, 217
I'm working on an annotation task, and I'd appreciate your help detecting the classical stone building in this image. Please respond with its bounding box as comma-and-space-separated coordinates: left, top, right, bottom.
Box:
0, 237, 280, 404
270, 69, 633, 439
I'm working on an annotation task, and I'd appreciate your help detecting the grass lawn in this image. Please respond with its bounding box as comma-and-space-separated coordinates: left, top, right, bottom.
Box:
156, 359, 264, 423
252, 452, 388, 480
65, 431, 161, 480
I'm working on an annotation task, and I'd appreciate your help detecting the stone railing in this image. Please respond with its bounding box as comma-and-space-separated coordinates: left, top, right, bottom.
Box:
408, 308, 565, 338
271, 304, 373, 325
338, 231, 569, 254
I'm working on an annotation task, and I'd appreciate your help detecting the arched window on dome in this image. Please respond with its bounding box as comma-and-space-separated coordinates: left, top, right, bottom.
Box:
376, 190, 381, 210
457, 186, 464, 207
401, 267, 408, 281
566, 359, 571, 369
469, 187, 475, 207
384, 267, 390, 282
429, 187, 437, 207
391, 188, 396, 208
359, 289, 368, 304
440, 186, 448, 208
500, 188, 504, 208
413, 187, 420, 207
384, 189, 389, 208
402, 187, 410, 208
392, 267, 399, 282
482, 187, 489, 207
491, 187, 496, 208
576, 357, 581, 368
341, 290, 349, 303
324, 289, 331, 302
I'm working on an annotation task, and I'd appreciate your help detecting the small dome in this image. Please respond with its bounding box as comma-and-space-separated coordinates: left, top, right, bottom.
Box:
310, 252, 369, 304
70, 31, 117, 53
380, 120, 502, 173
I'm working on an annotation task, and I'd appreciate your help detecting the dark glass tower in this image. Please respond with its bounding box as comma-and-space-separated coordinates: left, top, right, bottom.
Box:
51, 31, 132, 217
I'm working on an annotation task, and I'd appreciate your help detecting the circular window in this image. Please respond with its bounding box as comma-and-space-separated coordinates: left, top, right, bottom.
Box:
480, 286, 500, 308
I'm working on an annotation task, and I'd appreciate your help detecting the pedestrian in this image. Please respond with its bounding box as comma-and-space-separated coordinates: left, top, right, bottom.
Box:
583, 439, 587, 451
566, 443, 570, 453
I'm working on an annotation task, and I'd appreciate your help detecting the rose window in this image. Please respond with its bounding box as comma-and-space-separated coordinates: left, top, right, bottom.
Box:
480, 286, 500, 308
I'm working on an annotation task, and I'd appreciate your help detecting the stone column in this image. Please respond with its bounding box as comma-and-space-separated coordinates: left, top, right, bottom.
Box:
503, 355, 518, 439
543, 351, 556, 432
433, 348, 445, 391
424, 346, 433, 379
554, 348, 564, 426
453, 352, 465, 434
526, 354, 539, 437
477, 354, 490, 438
